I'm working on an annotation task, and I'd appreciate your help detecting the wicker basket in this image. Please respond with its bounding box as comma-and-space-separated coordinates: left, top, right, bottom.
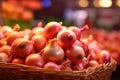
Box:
0, 58, 116, 80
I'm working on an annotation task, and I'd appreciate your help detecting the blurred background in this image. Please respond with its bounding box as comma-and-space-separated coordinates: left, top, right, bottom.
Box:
0, 0, 120, 30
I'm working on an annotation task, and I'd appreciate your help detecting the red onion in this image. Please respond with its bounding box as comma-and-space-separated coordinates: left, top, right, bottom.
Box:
25, 54, 44, 67
66, 45, 85, 63
44, 21, 62, 39
43, 39, 64, 63
57, 30, 77, 49
44, 60, 71, 71
68, 25, 89, 39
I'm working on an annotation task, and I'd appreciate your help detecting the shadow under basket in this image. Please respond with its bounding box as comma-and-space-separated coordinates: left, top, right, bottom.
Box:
0, 59, 117, 80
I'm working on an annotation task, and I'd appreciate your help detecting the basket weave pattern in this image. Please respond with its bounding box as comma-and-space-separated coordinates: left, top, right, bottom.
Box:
0, 59, 116, 80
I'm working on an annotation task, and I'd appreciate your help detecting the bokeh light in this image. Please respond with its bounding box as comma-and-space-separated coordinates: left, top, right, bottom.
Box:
99, 0, 112, 8
116, 0, 120, 7
78, 0, 89, 8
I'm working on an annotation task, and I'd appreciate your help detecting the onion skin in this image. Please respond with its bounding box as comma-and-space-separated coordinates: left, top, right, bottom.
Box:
87, 50, 96, 60
73, 40, 84, 47
20, 29, 34, 40
57, 30, 77, 49
110, 52, 120, 65
44, 60, 72, 71
96, 50, 111, 64
66, 45, 85, 63
72, 63, 84, 71
0, 38, 7, 47
11, 38, 34, 58
0, 45, 11, 56
25, 54, 44, 67
44, 62, 61, 71
60, 59, 72, 70
0, 25, 13, 36
31, 35, 47, 53
6, 31, 23, 45
68, 25, 89, 39
81, 57, 88, 68
44, 22, 62, 39
0, 52, 9, 62
87, 60, 99, 67
6, 24, 22, 45
32, 22, 44, 35
0, 31, 4, 40
12, 58, 25, 64
43, 39, 64, 63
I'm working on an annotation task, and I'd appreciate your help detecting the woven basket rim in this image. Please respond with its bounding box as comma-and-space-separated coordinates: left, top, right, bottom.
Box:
0, 58, 117, 73
0, 58, 117, 80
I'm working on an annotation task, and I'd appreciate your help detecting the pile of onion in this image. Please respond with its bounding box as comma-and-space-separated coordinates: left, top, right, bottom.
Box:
0, 21, 112, 71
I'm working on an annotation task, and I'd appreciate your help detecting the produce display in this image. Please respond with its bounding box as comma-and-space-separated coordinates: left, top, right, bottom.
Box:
0, 22, 113, 71
82, 28, 120, 65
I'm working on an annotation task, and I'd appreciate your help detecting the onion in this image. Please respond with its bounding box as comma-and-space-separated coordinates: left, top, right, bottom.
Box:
32, 22, 44, 35
0, 45, 11, 56
44, 62, 60, 70
6, 31, 23, 45
87, 60, 99, 67
12, 58, 25, 64
87, 50, 96, 60
81, 57, 88, 68
0, 31, 4, 40
0, 38, 7, 47
88, 40, 101, 53
66, 45, 85, 63
73, 40, 84, 47
44, 60, 71, 71
20, 28, 33, 40
42, 39, 64, 63
68, 25, 89, 39
31, 34, 47, 53
110, 52, 120, 65
0, 52, 9, 62
25, 54, 44, 67
0, 25, 13, 36
81, 36, 101, 55
44, 21, 62, 39
57, 30, 77, 49
11, 38, 34, 58
96, 50, 111, 64
6, 24, 23, 45
72, 63, 84, 71
74, 40, 90, 57
84, 45, 90, 57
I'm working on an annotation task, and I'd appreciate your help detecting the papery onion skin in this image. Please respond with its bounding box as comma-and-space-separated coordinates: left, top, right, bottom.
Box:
12, 58, 25, 64
57, 30, 77, 49
31, 35, 47, 53
0, 52, 9, 62
0, 45, 11, 56
6, 31, 23, 45
44, 60, 72, 71
25, 54, 44, 67
43, 39, 64, 63
96, 50, 111, 64
87, 60, 99, 67
44, 62, 60, 71
0, 25, 13, 36
0, 31, 4, 40
11, 38, 34, 58
66, 45, 85, 63
72, 63, 84, 71
44, 22, 62, 39
68, 25, 89, 39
